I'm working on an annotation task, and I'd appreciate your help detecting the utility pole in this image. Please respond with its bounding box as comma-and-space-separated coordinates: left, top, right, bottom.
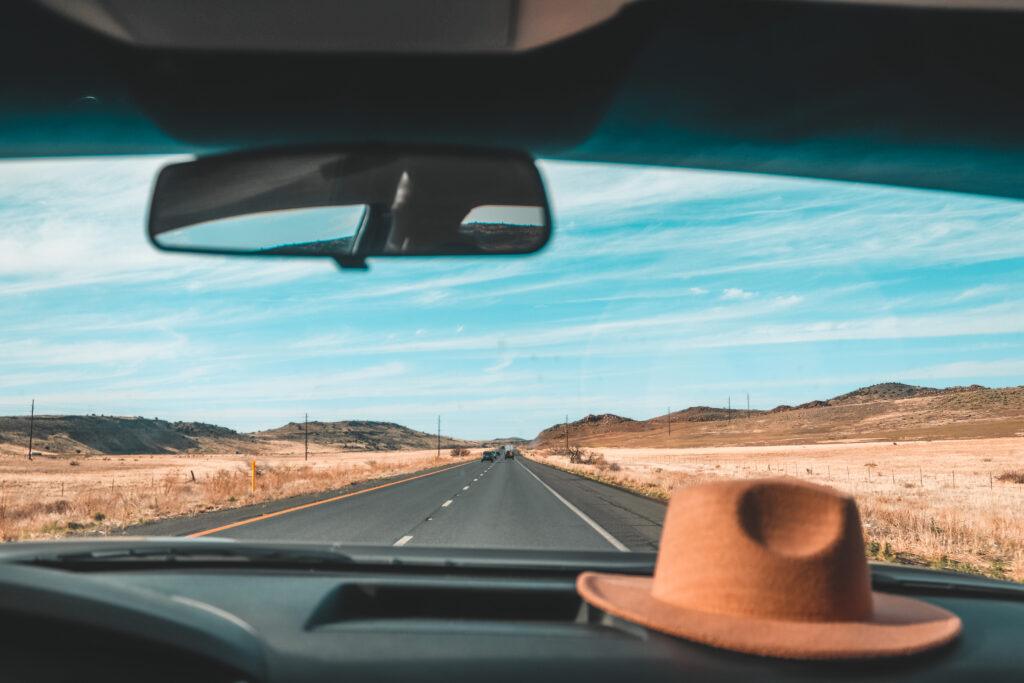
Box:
437, 416, 441, 460
304, 413, 308, 461
667, 407, 671, 437
565, 415, 569, 452
27, 399, 34, 461
747, 393, 750, 419
728, 396, 731, 424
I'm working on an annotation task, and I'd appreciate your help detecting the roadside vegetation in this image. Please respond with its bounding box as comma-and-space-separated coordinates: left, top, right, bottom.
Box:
530, 437, 1024, 582
0, 449, 475, 541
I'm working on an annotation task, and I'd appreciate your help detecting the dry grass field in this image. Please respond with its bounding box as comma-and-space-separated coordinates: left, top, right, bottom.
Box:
531, 437, 1024, 581
0, 442, 475, 540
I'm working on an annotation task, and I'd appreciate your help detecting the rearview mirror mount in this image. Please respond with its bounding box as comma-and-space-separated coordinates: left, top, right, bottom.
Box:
148, 147, 552, 269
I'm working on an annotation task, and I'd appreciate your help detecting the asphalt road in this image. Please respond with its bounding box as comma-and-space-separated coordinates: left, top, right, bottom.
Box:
130, 458, 666, 551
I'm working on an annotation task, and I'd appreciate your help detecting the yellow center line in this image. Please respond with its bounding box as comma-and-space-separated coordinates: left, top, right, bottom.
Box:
186, 461, 474, 537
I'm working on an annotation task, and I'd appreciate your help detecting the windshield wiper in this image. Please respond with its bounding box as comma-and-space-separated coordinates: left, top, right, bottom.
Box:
871, 564, 1024, 600
24, 544, 356, 569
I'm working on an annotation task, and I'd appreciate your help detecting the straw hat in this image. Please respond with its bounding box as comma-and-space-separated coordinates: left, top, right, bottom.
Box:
577, 478, 961, 659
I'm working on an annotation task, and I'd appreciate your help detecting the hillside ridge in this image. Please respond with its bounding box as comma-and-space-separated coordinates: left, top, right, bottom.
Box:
0, 415, 518, 456
530, 383, 1024, 449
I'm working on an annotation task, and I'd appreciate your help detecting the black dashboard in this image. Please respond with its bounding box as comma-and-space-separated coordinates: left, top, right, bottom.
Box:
1, 542, 1022, 682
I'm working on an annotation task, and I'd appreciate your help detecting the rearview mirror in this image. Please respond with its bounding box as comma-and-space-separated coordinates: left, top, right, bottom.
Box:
148, 148, 551, 268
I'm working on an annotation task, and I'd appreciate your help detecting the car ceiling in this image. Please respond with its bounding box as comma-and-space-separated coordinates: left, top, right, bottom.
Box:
4, 0, 1024, 200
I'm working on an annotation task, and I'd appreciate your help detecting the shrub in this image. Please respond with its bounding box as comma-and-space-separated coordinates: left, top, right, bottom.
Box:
449, 447, 471, 458
565, 445, 586, 463
996, 471, 1024, 484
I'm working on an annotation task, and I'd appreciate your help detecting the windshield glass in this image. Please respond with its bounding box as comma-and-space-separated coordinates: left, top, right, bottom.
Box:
1, 157, 1021, 580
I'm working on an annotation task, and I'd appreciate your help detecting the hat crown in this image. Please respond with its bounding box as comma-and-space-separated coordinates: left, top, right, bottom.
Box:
651, 478, 873, 623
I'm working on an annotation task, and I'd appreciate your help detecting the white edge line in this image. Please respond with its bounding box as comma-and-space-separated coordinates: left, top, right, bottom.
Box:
516, 460, 629, 552
394, 535, 414, 546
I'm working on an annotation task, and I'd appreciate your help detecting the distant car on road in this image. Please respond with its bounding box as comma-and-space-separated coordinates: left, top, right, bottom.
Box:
481, 450, 498, 462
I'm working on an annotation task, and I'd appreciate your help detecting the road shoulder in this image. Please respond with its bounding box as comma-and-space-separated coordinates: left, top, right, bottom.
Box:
519, 458, 666, 551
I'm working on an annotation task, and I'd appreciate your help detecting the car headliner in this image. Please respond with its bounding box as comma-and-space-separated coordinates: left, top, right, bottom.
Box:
3, 0, 1024, 200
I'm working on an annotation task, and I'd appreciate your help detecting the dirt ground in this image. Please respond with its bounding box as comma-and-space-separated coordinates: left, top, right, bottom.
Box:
532, 436, 1024, 581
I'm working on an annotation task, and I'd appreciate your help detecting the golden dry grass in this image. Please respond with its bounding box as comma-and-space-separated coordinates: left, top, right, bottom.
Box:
0, 443, 475, 540
531, 437, 1024, 581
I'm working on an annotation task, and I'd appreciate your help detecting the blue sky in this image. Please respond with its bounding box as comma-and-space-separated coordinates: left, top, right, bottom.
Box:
0, 156, 1022, 440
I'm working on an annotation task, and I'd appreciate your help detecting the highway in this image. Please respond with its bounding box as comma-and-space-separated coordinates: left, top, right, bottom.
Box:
134, 458, 666, 551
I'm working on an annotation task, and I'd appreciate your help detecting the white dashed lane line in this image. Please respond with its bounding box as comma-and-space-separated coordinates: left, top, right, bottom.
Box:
462, 486, 469, 490
442, 500, 453, 508
394, 535, 414, 547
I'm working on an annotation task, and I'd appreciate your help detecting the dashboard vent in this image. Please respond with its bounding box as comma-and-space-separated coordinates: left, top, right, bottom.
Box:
309, 582, 582, 626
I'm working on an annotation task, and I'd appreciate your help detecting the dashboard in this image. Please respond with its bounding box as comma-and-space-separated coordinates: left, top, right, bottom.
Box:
0, 543, 1022, 682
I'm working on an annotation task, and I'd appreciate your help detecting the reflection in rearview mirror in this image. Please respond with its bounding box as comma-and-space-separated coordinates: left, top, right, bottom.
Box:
148, 148, 551, 268
457, 205, 547, 253
155, 205, 368, 254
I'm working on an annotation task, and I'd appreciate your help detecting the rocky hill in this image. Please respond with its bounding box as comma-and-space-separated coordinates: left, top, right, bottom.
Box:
828, 382, 942, 404
0, 415, 252, 455
0, 416, 490, 456
251, 420, 477, 452
530, 383, 1024, 449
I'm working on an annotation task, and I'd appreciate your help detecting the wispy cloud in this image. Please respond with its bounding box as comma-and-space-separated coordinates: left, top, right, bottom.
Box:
953, 284, 1007, 302
722, 288, 756, 300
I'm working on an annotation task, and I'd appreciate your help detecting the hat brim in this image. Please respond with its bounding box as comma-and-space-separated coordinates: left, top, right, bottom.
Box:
577, 572, 961, 660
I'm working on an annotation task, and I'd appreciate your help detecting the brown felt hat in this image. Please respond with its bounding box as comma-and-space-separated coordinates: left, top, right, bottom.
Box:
577, 478, 961, 659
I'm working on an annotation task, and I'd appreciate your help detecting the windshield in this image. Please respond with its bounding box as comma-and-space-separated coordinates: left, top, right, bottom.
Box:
1, 157, 1021, 581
